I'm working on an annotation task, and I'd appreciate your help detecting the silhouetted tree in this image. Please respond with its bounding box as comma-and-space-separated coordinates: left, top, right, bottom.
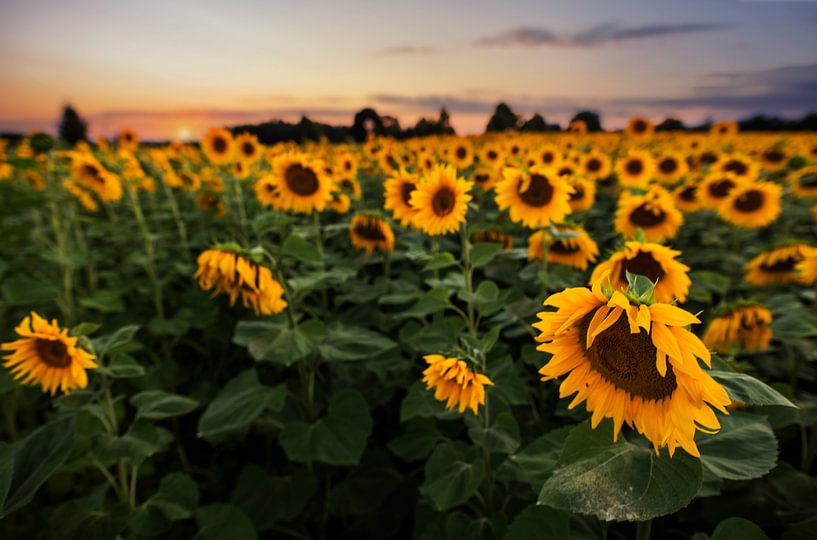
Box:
486, 103, 519, 132
570, 111, 602, 132
439, 108, 451, 129
656, 118, 686, 132
352, 108, 384, 141
521, 114, 549, 132
58, 105, 87, 145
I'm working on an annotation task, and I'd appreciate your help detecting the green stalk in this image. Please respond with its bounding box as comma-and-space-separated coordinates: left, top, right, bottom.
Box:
126, 187, 165, 318
159, 178, 189, 256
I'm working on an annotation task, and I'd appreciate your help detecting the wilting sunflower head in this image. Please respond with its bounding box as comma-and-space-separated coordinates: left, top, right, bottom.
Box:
590, 240, 691, 303
2, 312, 98, 395
383, 168, 420, 227
718, 181, 782, 229
272, 152, 333, 214
195, 245, 287, 316
614, 186, 683, 242
791, 166, 817, 199
625, 117, 654, 139
410, 164, 472, 236
796, 246, 817, 285
422, 354, 494, 415
349, 213, 394, 254
703, 302, 773, 354
495, 166, 574, 229
615, 150, 656, 188
528, 226, 599, 271
533, 277, 730, 457
744, 243, 811, 286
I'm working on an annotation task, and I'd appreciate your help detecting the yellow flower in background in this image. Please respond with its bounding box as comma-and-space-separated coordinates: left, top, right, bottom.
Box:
672, 181, 701, 213
349, 213, 395, 253
654, 152, 689, 184
495, 166, 573, 229
615, 150, 656, 188
796, 246, 817, 285
471, 230, 514, 250
272, 152, 333, 214
117, 128, 139, 152
625, 116, 654, 139
791, 166, 817, 199
201, 128, 235, 165
528, 226, 599, 270
70, 155, 123, 202
710, 120, 738, 138
384, 169, 420, 227
744, 244, 811, 286
2, 312, 98, 395
410, 164, 472, 236
718, 181, 782, 229
714, 153, 758, 182
703, 303, 773, 354
234, 132, 262, 165
580, 149, 611, 181
567, 177, 596, 213
422, 354, 493, 415
614, 186, 683, 242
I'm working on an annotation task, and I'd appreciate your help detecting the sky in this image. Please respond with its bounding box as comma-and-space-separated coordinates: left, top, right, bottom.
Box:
1, 0, 816, 140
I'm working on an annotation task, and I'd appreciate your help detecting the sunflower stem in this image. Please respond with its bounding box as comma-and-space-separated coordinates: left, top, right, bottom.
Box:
460, 224, 477, 338
636, 519, 652, 540
159, 176, 189, 257
126, 187, 165, 319
230, 171, 250, 245
46, 183, 76, 323
539, 226, 549, 290
312, 211, 329, 312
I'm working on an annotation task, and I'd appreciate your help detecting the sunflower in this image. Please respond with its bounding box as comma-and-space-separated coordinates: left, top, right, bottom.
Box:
471, 230, 513, 250
337, 176, 362, 199
718, 181, 782, 229
201, 128, 235, 165
654, 152, 689, 184
710, 121, 738, 138
567, 177, 596, 213
506, 140, 525, 161
335, 151, 359, 180
479, 142, 504, 168
698, 172, 746, 209
703, 303, 773, 354
715, 153, 758, 182
64, 179, 99, 212
1, 312, 98, 395
447, 138, 474, 170
70, 155, 123, 202
791, 166, 817, 199
614, 186, 683, 242
196, 193, 225, 217
195, 246, 287, 316
796, 246, 817, 285
349, 213, 394, 253
471, 164, 500, 191
759, 144, 790, 172
234, 132, 262, 165
673, 181, 702, 213
422, 354, 493, 415
568, 119, 588, 134
495, 166, 573, 229
410, 164, 472, 236
533, 280, 730, 456
744, 244, 812, 286
537, 144, 563, 169
384, 169, 420, 227
117, 129, 139, 151
330, 192, 351, 213
232, 160, 250, 180
615, 150, 655, 188
528, 226, 599, 270
272, 152, 333, 214
580, 150, 612, 181
590, 241, 691, 303
253, 175, 280, 208
625, 116, 654, 139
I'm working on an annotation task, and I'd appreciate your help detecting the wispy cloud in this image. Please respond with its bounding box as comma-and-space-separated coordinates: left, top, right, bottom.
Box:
374, 45, 438, 57
475, 22, 731, 48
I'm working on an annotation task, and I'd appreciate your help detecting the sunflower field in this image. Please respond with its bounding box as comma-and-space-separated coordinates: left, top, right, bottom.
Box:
1, 119, 817, 540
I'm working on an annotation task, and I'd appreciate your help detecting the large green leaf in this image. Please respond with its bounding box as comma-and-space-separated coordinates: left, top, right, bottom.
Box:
400, 287, 452, 318
278, 389, 373, 466
316, 323, 397, 361
0, 416, 75, 518
135, 473, 199, 536
231, 466, 315, 530
91, 325, 140, 358
710, 517, 769, 540
233, 320, 314, 365
420, 442, 485, 511
388, 418, 440, 462
198, 369, 286, 444
281, 235, 323, 265
699, 413, 778, 480
469, 242, 503, 268
538, 422, 702, 522
508, 426, 572, 489
506, 505, 570, 540
467, 412, 521, 454
710, 370, 796, 408
399, 380, 447, 422
130, 390, 198, 420
194, 504, 257, 540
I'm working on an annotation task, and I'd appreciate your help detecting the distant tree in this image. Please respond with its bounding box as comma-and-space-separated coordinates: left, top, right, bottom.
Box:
569, 111, 602, 132
352, 108, 384, 141
486, 103, 519, 132
439, 108, 451, 129
656, 118, 686, 132
58, 104, 88, 145
521, 113, 548, 132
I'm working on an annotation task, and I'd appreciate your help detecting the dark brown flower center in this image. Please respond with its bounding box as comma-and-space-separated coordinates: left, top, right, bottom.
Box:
619, 251, 665, 284
550, 240, 581, 254
734, 190, 765, 213
629, 204, 666, 228
569, 184, 585, 201
432, 187, 456, 216
455, 146, 467, 160
558, 167, 574, 177
632, 120, 647, 133
708, 179, 735, 198
510, 145, 520, 156
658, 158, 678, 174
212, 136, 228, 154
353, 219, 387, 241
625, 159, 644, 176
723, 159, 748, 176
474, 173, 490, 184
241, 142, 255, 156
679, 185, 697, 202
761, 257, 797, 273
542, 151, 556, 164
519, 174, 554, 207
586, 158, 601, 172
762, 149, 785, 164
35, 339, 71, 368
400, 181, 416, 206
699, 152, 718, 166
799, 173, 817, 189
578, 311, 677, 401
285, 164, 320, 196
487, 150, 498, 161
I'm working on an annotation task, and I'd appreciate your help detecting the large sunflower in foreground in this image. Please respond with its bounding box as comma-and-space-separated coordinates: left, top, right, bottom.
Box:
614, 186, 683, 242
2, 312, 98, 395
534, 280, 730, 457
495, 166, 573, 228
384, 169, 420, 227
410, 164, 472, 236
422, 354, 493, 415
528, 226, 599, 270
703, 302, 773, 354
195, 246, 287, 316
272, 152, 333, 214
590, 240, 691, 303
615, 150, 655, 188
718, 181, 782, 229
201, 128, 235, 165
744, 244, 812, 286
349, 213, 394, 254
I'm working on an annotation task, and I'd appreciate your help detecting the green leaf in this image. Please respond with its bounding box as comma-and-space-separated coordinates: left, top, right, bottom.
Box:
70, 322, 102, 337
233, 320, 314, 366
317, 323, 397, 361
1, 274, 60, 306
0, 416, 75, 518
400, 287, 452, 318
509, 426, 572, 489
231, 466, 315, 530
538, 421, 702, 522
710, 517, 769, 540
711, 370, 796, 408
400, 381, 446, 422
420, 442, 485, 511
194, 504, 257, 540
770, 310, 817, 339
136, 472, 200, 536
99, 355, 145, 379
0, 443, 12, 511
92, 421, 173, 466
278, 389, 373, 466
281, 235, 323, 265
130, 390, 198, 420
467, 412, 520, 454
198, 370, 286, 444
699, 413, 778, 480
470, 242, 503, 268
79, 290, 125, 313
388, 418, 440, 462
506, 505, 570, 540
328, 456, 403, 516
423, 252, 457, 271
92, 325, 140, 358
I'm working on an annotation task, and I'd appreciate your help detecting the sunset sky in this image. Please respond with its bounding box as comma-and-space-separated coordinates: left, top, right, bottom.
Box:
1, 0, 816, 140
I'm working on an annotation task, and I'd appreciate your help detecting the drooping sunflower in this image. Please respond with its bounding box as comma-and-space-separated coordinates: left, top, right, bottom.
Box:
615, 150, 655, 188
567, 177, 596, 213
672, 181, 701, 213
580, 149, 612, 181
201, 128, 235, 165
534, 280, 730, 456
697, 172, 746, 209
654, 152, 689, 184
2, 312, 98, 395
195, 246, 287, 316
796, 246, 817, 285
383, 169, 420, 227
471, 230, 514, 250
614, 186, 683, 242
715, 153, 758, 182
495, 166, 573, 229
422, 354, 493, 415
64, 179, 99, 212
349, 213, 395, 254
791, 166, 817, 199
744, 244, 812, 286
117, 128, 139, 152
590, 241, 691, 303
410, 164, 472, 236
272, 152, 333, 214
718, 181, 782, 229
528, 226, 599, 270
703, 302, 773, 354
234, 132, 262, 165
625, 116, 654, 139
